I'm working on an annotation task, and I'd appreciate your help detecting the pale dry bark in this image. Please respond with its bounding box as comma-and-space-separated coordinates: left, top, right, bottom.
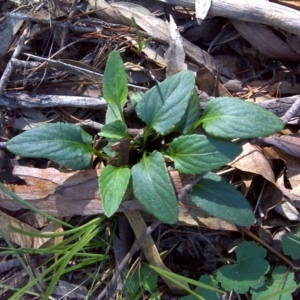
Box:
156, 0, 300, 35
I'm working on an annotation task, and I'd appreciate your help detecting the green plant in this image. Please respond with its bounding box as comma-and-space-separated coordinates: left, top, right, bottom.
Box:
6, 50, 284, 226
124, 265, 160, 299
131, 17, 152, 54
170, 240, 300, 299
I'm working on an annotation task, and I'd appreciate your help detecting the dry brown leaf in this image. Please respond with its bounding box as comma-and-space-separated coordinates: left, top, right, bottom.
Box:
229, 143, 283, 218
165, 15, 187, 77
0, 210, 53, 248
196, 67, 230, 97
238, 171, 253, 196
0, 166, 237, 231
250, 178, 283, 219
229, 142, 275, 183
263, 146, 300, 188
230, 19, 300, 62
275, 201, 300, 221
263, 135, 300, 159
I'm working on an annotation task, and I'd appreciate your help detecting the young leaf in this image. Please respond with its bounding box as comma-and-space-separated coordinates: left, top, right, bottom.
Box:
124, 268, 140, 294
179, 275, 222, 300
281, 227, 300, 259
7, 123, 93, 170
99, 165, 130, 217
136, 71, 195, 135
98, 120, 128, 140
217, 241, 269, 294
191, 172, 254, 226
131, 151, 179, 224
251, 266, 296, 300
103, 50, 128, 106
177, 92, 200, 134
198, 97, 284, 139
105, 103, 124, 124
168, 134, 242, 174
141, 265, 158, 292
130, 91, 144, 108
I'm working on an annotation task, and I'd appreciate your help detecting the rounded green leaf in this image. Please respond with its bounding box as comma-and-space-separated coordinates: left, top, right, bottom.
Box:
191, 172, 255, 226
136, 71, 195, 135
169, 134, 242, 174
103, 50, 128, 106
7, 123, 93, 170
200, 97, 284, 139
99, 166, 130, 217
131, 151, 179, 224
217, 241, 269, 294
281, 227, 300, 260
251, 266, 297, 300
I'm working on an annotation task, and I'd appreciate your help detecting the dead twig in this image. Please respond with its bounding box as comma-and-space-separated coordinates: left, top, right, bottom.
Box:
0, 23, 32, 129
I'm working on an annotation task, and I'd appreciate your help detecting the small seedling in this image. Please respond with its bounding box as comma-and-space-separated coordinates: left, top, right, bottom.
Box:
131, 17, 152, 54
6, 50, 284, 226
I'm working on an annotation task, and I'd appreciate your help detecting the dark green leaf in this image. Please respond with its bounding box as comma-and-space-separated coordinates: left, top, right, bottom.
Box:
281, 227, 300, 260
168, 134, 242, 174
7, 123, 92, 170
98, 120, 128, 140
177, 92, 200, 134
131, 151, 179, 224
217, 241, 269, 294
103, 50, 128, 106
136, 71, 195, 135
199, 97, 284, 139
191, 172, 255, 226
99, 165, 130, 217
141, 265, 158, 292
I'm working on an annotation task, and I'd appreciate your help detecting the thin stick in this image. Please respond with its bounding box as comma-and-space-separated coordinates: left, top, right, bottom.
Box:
0, 23, 32, 129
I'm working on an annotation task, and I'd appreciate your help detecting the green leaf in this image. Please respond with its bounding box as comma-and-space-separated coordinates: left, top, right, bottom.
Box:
281, 227, 300, 260
124, 269, 140, 294
131, 91, 144, 107
177, 92, 200, 134
191, 172, 254, 226
98, 120, 128, 140
141, 265, 158, 292
7, 123, 92, 170
217, 241, 269, 294
103, 50, 128, 106
131, 151, 179, 224
251, 266, 296, 300
198, 97, 284, 139
179, 275, 222, 300
105, 101, 124, 124
168, 134, 242, 174
136, 71, 195, 135
99, 165, 130, 217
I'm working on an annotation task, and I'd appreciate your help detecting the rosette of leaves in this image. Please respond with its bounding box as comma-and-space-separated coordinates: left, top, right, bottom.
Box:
7, 51, 284, 225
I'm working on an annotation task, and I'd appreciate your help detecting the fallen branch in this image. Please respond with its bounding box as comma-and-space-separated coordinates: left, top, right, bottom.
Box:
2, 90, 298, 117
156, 0, 300, 35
